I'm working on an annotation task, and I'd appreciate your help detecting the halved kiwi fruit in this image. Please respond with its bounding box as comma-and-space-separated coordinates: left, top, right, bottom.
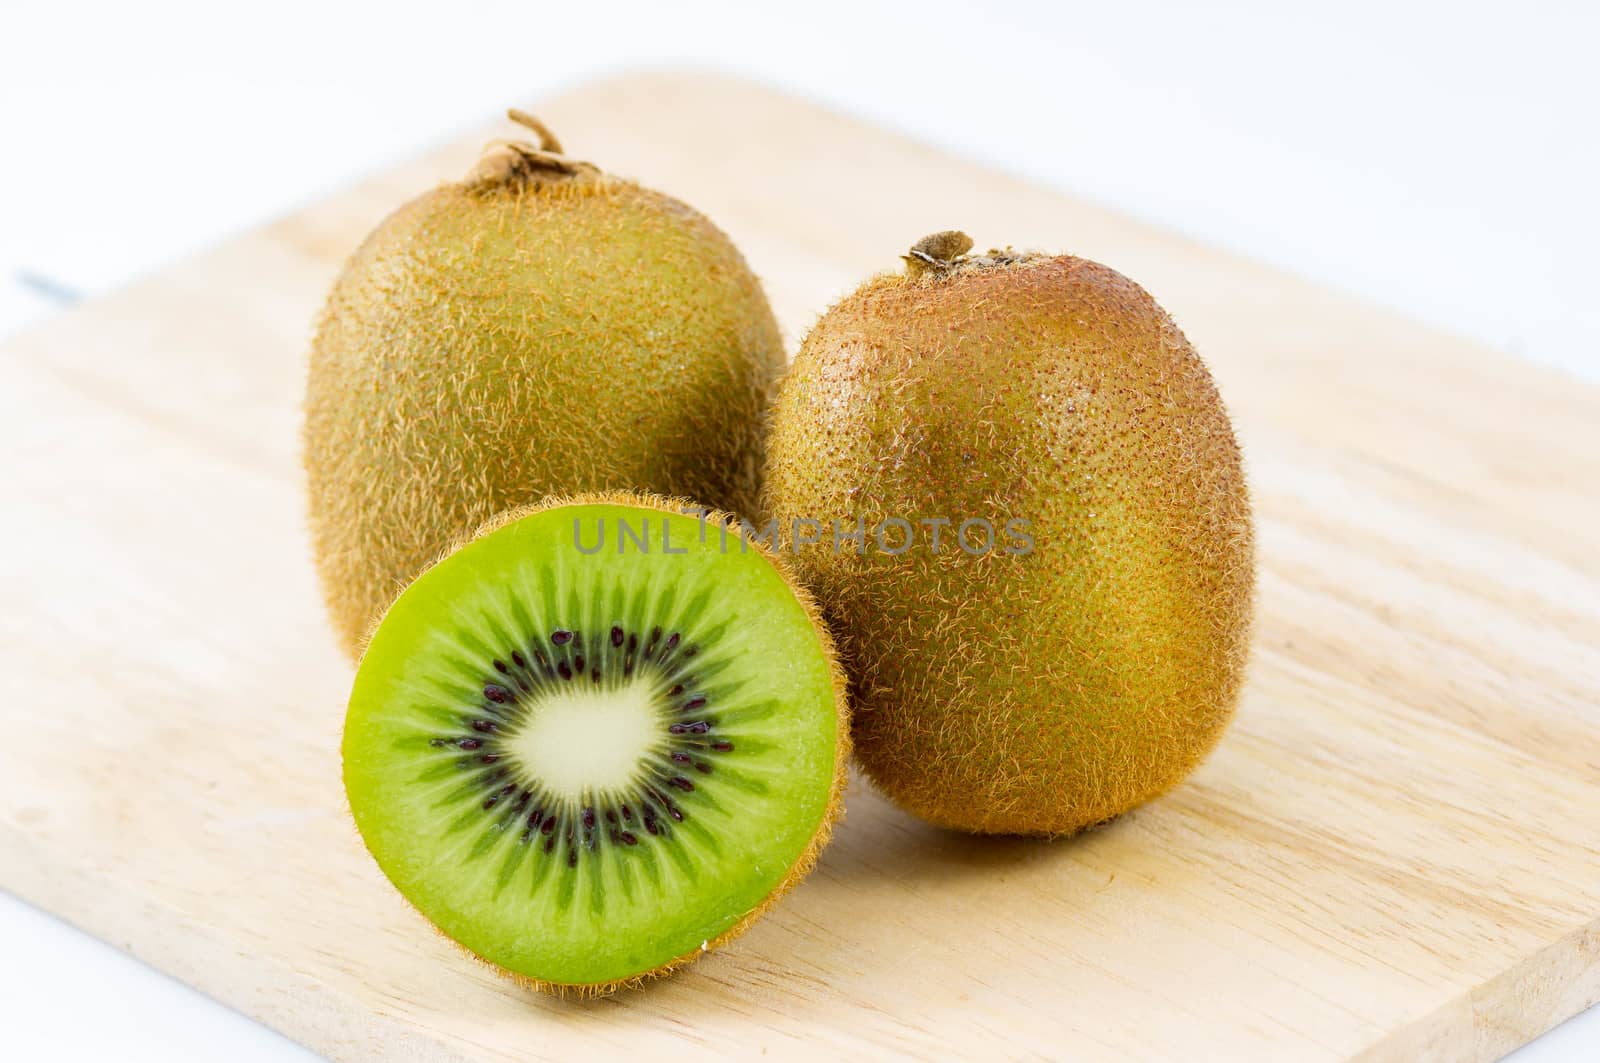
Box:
342, 493, 848, 993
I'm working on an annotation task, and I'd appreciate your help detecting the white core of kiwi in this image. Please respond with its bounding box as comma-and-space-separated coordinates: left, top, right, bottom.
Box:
502, 677, 669, 799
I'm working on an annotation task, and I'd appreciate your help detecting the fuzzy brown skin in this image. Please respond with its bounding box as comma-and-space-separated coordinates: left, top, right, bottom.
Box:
762, 251, 1254, 836
305, 161, 783, 659
347, 491, 852, 996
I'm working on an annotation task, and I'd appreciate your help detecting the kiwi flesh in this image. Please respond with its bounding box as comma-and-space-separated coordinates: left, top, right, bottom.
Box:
761, 234, 1254, 836
342, 492, 848, 992
304, 112, 784, 659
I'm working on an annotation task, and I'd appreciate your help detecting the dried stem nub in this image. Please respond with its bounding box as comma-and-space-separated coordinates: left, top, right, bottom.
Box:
904, 230, 975, 276
466, 110, 598, 189
506, 109, 563, 155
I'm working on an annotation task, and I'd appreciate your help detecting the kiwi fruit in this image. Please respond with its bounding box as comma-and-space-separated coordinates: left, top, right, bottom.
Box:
342, 492, 848, 993
762, 232, 1254, 836
304, 111, 784, 658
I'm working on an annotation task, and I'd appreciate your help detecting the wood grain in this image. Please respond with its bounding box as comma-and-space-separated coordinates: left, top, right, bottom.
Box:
1, 73, 1597, 1062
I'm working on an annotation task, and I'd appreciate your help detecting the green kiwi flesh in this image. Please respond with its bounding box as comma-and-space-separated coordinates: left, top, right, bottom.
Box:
342, 494, 848, 992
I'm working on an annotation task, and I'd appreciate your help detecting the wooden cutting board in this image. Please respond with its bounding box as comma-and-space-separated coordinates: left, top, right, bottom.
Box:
2, 73, 1596, 1062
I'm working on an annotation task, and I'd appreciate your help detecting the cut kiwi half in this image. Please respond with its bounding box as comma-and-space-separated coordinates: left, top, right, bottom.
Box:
342, 492, 849, 993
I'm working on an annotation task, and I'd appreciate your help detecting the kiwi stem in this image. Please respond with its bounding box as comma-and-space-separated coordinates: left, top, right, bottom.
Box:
903, 230, 975, 277
466, 111, 598, 189
506, 109, 563, 155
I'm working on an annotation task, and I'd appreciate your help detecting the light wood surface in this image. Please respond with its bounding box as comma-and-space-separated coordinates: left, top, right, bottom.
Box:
2, 73, 1597, 1062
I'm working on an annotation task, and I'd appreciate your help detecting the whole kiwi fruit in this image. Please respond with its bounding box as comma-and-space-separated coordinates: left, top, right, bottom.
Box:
304, 111, 783, 657
762, 232, 1254, 836
343, 491, 849, 993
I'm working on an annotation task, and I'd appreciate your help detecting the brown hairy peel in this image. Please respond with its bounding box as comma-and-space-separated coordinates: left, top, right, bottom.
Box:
347, 491, 852, 997
303, 115, 783, 659
762, 236, 1255, 836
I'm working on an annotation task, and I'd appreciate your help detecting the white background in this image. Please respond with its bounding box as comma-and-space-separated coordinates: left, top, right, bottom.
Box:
1, 1, 1595, 1059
